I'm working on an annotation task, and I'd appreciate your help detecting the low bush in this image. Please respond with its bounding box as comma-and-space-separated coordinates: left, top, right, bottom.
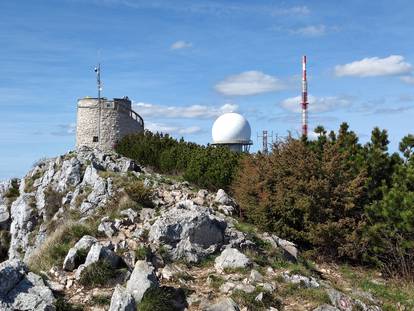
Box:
116, 131, 242, 191
78, 260, 115, 287
137, 286, 185, 311
124, 180, 153, 207
135, 245, 151, 260
231, 288, 281, 310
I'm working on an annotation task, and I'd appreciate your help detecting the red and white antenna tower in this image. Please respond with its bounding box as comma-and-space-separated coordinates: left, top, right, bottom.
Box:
301, 55, 309, 137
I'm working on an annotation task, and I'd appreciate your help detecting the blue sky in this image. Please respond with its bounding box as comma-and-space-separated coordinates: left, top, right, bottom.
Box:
1, 0, 414, 180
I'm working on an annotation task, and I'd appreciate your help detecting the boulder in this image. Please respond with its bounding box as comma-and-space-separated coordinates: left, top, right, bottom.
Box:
109, 285, 135, 311
0, 260, 55, 310
0, 204, 10, 228
149, 200, 227, 262
214, 248, 251, 272
63, 235, 97, 271
282, 272, 319, 288
8, 272, 55, 311
126, 260, 159, 303
0, 260, 27, 297
98, 217, 118, 237
204, 297, 240, 311
120, 208, 138, 223
215, 189, 236, 206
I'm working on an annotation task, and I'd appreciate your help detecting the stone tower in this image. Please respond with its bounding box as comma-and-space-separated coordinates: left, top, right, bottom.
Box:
76, 96, 144, 150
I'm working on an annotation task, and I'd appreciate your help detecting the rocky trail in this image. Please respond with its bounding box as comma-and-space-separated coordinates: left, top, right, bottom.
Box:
0, 148, 394, 310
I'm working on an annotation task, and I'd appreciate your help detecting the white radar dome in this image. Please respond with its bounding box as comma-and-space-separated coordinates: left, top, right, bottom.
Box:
212, 112, 251, 144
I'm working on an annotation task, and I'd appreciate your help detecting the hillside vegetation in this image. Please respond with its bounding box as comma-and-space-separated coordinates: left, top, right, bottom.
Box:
118, 124, 414, 281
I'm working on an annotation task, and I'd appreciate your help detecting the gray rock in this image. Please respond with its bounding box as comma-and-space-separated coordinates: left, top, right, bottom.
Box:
98, 217, 118, 237
8, 272, 55, 311
214, 248, 251, 272
55, 157, 82, 192
120, 208, 138, 223
0, 261, 55, 310
282, 272, 319, 288
204, 297, 240, 311
0, 260, 27, 297
63, 235, 97, 271
109, 285, 135, 311
249, 269, 264, 283
326, 289, 382, 311
0, 204, 10, 228
126, 260, 159, 303
149, 200, 227, 262
84, 243, 120, 268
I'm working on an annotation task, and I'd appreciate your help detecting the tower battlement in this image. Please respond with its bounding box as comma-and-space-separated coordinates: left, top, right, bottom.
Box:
76, 96, 144, 150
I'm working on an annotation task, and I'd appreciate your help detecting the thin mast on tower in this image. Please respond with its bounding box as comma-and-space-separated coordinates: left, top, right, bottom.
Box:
301, 56, 308, 138
94, 64, 102, 142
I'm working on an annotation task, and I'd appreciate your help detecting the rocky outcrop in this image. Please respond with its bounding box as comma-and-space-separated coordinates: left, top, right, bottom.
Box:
0, 260, 55, 310
63, 235, 97, 271
214, 248, 251, 272
149, 200, 227, 262
126, 260, 159, 303
109, 285, 135, 311
204, 297, 240, 311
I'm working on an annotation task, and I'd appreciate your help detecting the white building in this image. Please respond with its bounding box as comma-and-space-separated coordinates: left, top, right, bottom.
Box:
211, 112, 252, 152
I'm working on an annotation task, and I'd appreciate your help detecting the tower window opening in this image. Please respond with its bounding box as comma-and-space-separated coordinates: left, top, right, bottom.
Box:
93, 136, 99, 142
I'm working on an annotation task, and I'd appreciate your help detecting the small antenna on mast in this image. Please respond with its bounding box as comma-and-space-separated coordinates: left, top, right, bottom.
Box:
94, 62, 102, 143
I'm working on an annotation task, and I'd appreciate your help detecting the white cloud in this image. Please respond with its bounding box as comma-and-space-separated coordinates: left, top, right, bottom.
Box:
335, 55, 412, 77
146, 122, 202, 135
170, 40, 192, 50
215, 71, 285, 96
51, 123, 76, 136
133, 102, 238, 119
290, 25, 327, 37
400, 75, 414, 85
272, 5, 310, 15
281, 95, 351, 113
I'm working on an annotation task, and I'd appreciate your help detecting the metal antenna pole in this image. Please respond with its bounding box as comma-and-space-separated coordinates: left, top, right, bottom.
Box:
95, 63, 102, 143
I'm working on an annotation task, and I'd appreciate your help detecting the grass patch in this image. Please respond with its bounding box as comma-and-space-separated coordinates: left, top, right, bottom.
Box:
28, 221, 98, 274
4, 178, 20, 204
280, 283, 330, 305
78, 260, 116, 288
339, 265, 414, 310
44, 186, 65, 220
208, 274, 225, 290
55, 296, 84, 311
124, 180, 153, 208
73, 186, 92, 208
135, 245, 151, 261
90, 294, 111, 306
231, 288, 281, 311
137, 287, 184, 311
24, 170, 43, 193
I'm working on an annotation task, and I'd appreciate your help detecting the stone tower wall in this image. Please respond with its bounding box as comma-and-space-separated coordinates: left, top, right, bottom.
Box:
76, 98, 144, 150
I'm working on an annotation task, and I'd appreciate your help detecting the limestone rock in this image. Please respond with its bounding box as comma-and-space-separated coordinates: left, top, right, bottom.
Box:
214, 248, 251, 272
282, 272, 319, 288
0, 260, 27, 297
63, 235, 97, 271
215, 189, 236, 207
98, 217, 118, 237
126, 260, 159, 303
149, 200, 227, 262
109, 285, 135, 311
204, 297, 240, 311
0, 204, 10, 228
0, 260, 55, 310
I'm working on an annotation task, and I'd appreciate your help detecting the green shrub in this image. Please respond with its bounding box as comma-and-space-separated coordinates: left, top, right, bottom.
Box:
116, 131, 241, 191
78, 260, 115, 287
135, 245, 151, 260
137, 287, 184, 311
231, 288, 281, 310
55, 296, 84, 311
4, 178, 20, 202
125, 180, 153, 207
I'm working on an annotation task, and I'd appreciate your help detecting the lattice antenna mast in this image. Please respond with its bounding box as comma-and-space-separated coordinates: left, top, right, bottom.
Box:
257, 130, 274, 154
301, 56, 309, 138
